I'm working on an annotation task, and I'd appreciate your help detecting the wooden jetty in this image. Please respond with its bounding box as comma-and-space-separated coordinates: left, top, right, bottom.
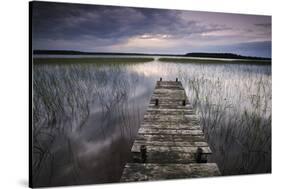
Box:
120, 79, 220, 182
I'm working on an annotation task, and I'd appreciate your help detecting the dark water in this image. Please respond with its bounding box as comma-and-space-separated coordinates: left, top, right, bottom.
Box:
32, 58, 271, 187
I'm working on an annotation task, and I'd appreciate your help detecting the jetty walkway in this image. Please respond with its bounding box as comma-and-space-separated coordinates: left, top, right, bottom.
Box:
120, 79, 220, 181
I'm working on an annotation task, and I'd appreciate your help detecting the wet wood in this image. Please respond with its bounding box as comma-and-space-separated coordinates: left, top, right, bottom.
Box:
120, 80, 220, 182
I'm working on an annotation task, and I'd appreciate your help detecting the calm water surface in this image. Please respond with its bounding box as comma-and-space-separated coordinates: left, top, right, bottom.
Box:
32, 57, 271, 187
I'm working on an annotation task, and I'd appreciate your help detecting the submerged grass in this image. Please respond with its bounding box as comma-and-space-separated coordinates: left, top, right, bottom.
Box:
159, 57, 271, 65
33, 57, 154, 64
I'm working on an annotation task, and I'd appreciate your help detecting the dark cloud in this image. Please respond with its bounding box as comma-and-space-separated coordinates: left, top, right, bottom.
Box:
31, 1, 271, 57
32, 2, 229, 45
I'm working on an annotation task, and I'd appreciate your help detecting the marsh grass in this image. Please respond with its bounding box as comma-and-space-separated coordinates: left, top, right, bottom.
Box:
176, 63, 272, 174
32, 58, 271, 186
32, 63, 148, 187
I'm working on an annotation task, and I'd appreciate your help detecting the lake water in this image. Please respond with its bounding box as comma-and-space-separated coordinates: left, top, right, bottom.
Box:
32, 57, 271, 187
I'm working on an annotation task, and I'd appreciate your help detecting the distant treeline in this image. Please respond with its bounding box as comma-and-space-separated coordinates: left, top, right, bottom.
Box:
184, 53, 271, 61
33, 50, 271, 61
33, 50, 170, 56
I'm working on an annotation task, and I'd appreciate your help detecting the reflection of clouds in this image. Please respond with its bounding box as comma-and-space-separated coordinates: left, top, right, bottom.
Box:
74, 126, 120, 160
128, 61, 176, 78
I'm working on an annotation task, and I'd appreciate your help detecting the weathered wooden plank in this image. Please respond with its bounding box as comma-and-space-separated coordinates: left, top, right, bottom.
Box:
138, 128, 204, 135
143, 115, 199, 121
156, 83, 182, 87
152, 91, 186, 96
129, 151, 197, 164
140, 124, 201, 130
149, 102, 189, 107
131, 145, 212, 154
143, 115, 199, 120
144, 114, 199, 119
135, 134, 207, 142
142, 120, 200, 126
147, 108, 194, 112
142, 120, 199, 125
120, 163, 221, 182
145, 110, 195, 116
148, 105, 193, 109
150, 99, 188, 104
146, 108, 193, 112
151, 93, 186, 97
155, 86, 184, 90
155, 81, 184, 89
150, 98, 188, 102
153, 89, 184, 93
153, 88, 185, 94
133, 141, 208, 147
156, 81, 182, 85
156, 81, 183, 85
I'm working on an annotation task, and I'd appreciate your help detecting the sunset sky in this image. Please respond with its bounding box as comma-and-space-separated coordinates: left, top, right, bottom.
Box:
32, 1, 272, 57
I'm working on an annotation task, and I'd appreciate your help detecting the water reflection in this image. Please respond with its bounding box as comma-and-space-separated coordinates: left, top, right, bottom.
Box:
32, 58, 271, 187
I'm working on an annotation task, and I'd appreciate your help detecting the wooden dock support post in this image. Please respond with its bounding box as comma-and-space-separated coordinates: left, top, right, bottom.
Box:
196, 147, 207, 163
140, 145, 147, 163
155, 99, 159, 106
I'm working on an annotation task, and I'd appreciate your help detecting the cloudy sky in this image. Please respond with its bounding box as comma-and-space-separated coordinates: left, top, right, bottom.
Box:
32, 2, 271, 57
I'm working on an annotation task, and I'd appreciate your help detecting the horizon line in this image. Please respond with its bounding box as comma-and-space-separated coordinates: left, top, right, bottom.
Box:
33, 49, 272, 59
